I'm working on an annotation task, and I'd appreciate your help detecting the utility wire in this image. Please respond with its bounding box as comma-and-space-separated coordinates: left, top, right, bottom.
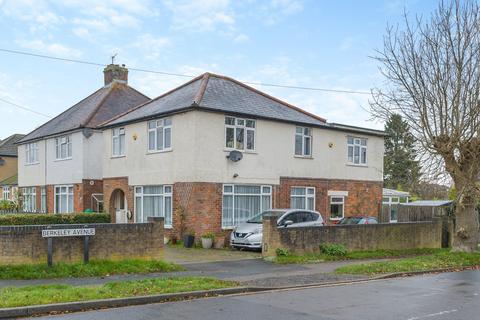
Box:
0, 97, 53, 118
0, 47, 372, 95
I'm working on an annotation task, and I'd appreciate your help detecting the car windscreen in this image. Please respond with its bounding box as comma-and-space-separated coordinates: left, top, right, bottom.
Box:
247, 211, 287, 223
339, 217, 362, 225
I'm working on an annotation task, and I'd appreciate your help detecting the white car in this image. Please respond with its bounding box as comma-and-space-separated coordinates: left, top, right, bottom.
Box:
230, 209, 325, 250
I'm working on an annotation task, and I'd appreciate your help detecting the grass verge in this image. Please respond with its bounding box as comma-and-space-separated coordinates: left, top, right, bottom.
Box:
335, 251, 480, 275
274, 248, 446, 264
0, 277, 238, 308
0, 260, 184, 280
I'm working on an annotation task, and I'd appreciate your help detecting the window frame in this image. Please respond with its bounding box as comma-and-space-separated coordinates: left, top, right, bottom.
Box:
290, 186, 316, 210
147, 118, 172, 153
134, 185, 173, 227
54, 185, 74, 214
222, 184, 272, 229
295, 126, 312, 157
40, 186, 46, 213
2, 186, 10, 200
22, 187, 36, 212
347, 136, 367, 166
112, 127, 126, 157
55, 135, 72, 160
25, 142, 39, 165
329, 196, 345, 220
224, 116, 256, 152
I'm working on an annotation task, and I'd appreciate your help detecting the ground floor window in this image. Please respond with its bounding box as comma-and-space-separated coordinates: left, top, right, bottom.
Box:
330, 196, 345, 220
222, 184, 272, 228
92, 193, 104, 213
2, 186, 9, 200
40, 187, 46, 213
290, 187, 315, 210
134, 185, 172, 227
22, 187, 36, 212
55, 185, 74, 213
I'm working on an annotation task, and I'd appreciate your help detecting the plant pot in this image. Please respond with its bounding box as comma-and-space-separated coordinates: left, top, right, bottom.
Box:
201, 237, 213, 249
183, 235, 195, 248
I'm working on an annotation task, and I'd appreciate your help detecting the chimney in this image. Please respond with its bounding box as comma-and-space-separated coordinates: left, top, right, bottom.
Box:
103, 64, 128, 86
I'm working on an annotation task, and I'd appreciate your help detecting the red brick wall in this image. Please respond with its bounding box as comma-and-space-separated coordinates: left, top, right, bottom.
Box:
81, 179, 103, 211
46, 185, 54, 213
274, 177, 383, 223
103, 177, 134, 222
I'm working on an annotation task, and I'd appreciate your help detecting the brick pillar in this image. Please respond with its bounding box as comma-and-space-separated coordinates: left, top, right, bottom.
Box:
46, 185, 54, 213
262, 214, 281, 258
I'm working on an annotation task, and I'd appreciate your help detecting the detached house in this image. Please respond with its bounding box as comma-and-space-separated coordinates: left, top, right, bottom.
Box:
100, 73, 384, 239
17, 65, 150, 213
0, 134, 25, 202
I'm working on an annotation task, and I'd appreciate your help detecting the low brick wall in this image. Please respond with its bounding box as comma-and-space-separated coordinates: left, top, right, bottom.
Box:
262, 215, 443, 257
0, 217, 164, 265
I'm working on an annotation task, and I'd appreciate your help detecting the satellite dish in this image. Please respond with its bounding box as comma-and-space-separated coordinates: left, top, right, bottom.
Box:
227, 150, 243, 162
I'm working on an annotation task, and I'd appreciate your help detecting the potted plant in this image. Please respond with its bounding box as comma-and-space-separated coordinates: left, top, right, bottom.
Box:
201, 232, 215, 249
183, 231, 195, 248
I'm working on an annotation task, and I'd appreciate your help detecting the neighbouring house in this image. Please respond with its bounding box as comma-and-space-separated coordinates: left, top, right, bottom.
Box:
0, 134, 25, 203
99, 72, 385, 240
382, 188, 410, 222
16, 64, 150, 213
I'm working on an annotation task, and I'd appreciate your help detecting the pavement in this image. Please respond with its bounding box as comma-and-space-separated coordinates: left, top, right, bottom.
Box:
23, 270, 480, 320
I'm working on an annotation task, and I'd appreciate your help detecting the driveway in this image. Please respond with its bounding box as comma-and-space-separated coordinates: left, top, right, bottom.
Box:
163, 245, 261, 264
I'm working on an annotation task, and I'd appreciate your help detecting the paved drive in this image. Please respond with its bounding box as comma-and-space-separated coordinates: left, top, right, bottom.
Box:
27, 270, 480, 320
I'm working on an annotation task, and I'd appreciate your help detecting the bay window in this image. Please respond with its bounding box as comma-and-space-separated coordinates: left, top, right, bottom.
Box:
55, 135, 72, 160
347, 136, 367, 165
55, 185, 74, 213
295, 126, 312, 156
222, 184, 271, 228
225, 116, 255, 151
112, 127, 125, 156
25, 142, 39, 164
22, 187, 36, 212
134, 185, 172, 227
290, 187, 315, 210
148, 118, 172, 152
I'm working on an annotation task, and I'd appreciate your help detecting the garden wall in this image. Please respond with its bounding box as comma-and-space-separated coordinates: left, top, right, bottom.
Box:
0, 217, 164, 265
262, 215, 444, 257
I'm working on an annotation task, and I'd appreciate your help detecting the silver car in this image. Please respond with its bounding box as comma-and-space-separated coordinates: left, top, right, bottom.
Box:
230, 209, 325, 250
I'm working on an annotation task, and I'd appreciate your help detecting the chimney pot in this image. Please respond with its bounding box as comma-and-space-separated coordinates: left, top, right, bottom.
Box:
103, 64, 128, 86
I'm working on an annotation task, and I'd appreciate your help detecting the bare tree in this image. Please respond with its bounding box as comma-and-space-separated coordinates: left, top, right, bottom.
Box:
371, 0, 480, 251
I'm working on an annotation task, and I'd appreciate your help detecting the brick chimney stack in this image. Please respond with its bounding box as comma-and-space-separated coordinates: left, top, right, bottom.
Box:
103, 64, 128, 86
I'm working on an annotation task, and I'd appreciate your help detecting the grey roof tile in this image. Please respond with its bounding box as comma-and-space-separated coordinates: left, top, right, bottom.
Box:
0, 134, 25, 156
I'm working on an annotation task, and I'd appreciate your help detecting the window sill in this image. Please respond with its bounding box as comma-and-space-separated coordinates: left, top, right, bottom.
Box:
25, 162, 40, 166
329, 217, 343, 221
111, 155, 126, 159
146, 149, 172, 155
294, 155, 313, 159
221, 226, 234, 230
223, 149, 257, 154
54, 158, 72, 162
346, 163, 368, 168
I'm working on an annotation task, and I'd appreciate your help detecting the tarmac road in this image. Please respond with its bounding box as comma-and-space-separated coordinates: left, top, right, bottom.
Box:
26, 270, 480, 320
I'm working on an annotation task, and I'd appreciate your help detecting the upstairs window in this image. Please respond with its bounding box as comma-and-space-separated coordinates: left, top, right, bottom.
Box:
112, 127, 125, 156
25, 142, 39, 164
148, 118, 172, 152
225, 116, 255, 151
55, 135, 72, 160
347, 136, 367, 165
295, 127, 312, 156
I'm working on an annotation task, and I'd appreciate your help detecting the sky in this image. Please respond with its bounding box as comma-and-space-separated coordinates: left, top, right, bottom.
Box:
0, 0, 440, 139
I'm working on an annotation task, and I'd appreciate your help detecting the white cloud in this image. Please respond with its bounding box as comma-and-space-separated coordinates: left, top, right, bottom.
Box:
72, 27, 91, 39
163, 0, 235, 32
133, 34, 171, 60
233, 33, 249, 43
16, 39, 83, 58
258, 0, 304, 26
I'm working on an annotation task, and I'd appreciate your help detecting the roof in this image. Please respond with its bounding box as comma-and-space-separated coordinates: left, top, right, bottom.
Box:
18, 82, 150, 144
383, 188, 410, 197
0, 134, 25, 156
402, 200, 453, 207
0, 174, 17, 186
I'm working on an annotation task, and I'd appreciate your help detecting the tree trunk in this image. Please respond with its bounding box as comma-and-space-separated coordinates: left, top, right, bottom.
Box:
452, 183, 480, 252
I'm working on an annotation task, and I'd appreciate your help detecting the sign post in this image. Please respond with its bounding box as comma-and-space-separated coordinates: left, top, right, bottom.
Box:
42, 227, 95, 266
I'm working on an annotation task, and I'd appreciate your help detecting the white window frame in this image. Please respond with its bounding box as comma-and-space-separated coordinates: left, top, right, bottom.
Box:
2, 186, 10, 200
147, 118, 172, 153
295, 126, 312, 157
55, 135, 72, 160
112, 127, 126, 157
347, 136, 367, 165
224, 116, 256, 152
25, 142, 39, 164
329, 196, 345, 220
54, 185, 74, 213
134, 185, 173, 227
22, 187, 36, 212
290, 187, 315, 210
222, 184, 272, 229
40, 186, 47, 213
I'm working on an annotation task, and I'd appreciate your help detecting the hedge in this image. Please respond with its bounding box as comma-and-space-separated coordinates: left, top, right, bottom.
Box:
0, 213, 111, 226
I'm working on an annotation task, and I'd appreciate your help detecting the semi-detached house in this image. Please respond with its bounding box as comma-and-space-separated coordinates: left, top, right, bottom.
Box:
99, 72, 384, 239
16, 65, 150, 213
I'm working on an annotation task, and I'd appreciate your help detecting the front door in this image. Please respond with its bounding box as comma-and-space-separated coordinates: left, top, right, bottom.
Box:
113, 190, 126, 223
